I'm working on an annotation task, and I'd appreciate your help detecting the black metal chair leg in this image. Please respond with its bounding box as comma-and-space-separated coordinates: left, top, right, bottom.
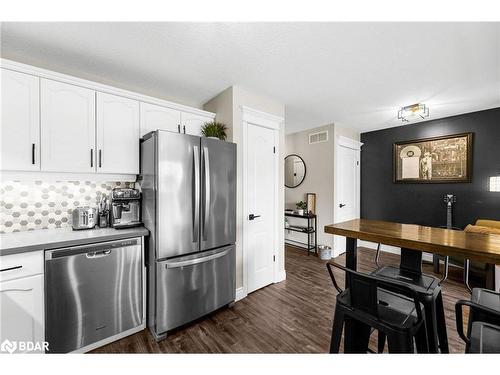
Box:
422, 298, 439, 353
415, 324, 429, 353
329, 309, 345, 353
386, 333, 414, 353
344, 320, 371, 353
435, 291, 450, 353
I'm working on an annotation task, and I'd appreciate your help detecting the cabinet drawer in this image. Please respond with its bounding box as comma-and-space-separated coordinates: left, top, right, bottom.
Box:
0, 251, 43, 282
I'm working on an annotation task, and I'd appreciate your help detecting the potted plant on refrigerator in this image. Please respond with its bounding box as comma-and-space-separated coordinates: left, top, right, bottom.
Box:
201, 121, 228, 141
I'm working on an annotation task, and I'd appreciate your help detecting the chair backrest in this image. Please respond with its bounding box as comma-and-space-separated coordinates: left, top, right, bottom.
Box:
476, 219, 500, 230
345, 269, 379, 317
327, 261, 423, 324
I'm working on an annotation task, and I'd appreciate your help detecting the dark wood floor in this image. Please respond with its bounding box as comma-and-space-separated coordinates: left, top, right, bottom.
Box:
91, 246, 470, 353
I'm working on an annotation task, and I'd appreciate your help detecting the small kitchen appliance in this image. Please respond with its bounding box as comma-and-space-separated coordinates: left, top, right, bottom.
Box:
71, 207, 98, 230
110, 188, 142, 229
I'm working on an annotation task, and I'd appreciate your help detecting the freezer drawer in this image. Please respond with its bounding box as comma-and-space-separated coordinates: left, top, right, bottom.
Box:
155, 245, 235, 334
45, 238, 143, 353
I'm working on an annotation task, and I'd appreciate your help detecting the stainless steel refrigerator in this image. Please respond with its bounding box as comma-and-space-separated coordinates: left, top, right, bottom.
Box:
140, 130, 236, 340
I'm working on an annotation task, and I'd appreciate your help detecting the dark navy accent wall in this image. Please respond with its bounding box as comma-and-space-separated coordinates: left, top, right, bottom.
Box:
360, 107, 500, 229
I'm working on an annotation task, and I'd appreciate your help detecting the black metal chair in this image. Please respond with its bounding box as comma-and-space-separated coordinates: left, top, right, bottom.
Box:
455, 288, 500, 353
326, 261, 429, 354
372, 244, 449, 353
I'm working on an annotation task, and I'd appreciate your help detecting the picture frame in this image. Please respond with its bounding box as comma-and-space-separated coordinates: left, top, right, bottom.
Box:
306, 193, 316, 214
393, 132, 473, 183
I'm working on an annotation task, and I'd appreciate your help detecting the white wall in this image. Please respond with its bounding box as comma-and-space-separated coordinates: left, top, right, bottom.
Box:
285, 124, 335, 249
204, 86, 286, 291
285, 123, 360, 255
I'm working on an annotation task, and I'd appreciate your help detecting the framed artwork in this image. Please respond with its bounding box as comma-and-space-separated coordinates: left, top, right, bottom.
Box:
306, 193, 316, 214
393, 132, 473, 183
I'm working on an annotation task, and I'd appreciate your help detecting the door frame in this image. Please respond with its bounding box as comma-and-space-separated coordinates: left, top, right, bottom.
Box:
333, 135, 363, 257
241, 105, 284, 297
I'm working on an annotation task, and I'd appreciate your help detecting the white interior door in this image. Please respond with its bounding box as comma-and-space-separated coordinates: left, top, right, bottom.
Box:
246, 123, 276, 294
334, 144, 360, 255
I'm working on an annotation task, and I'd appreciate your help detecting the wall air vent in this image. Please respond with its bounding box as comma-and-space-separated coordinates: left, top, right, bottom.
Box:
309, 130, 329, 144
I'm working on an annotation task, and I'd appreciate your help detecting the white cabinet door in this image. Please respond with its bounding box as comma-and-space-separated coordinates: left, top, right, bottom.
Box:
0, 69, 40, 171
97, 93, 139, 174
140, 102, 181, 136
0, 275, 44, 353
181, 112, 213, 136
41, 79, 96, 173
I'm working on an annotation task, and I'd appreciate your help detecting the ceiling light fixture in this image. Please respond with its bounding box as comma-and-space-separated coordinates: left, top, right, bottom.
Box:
398, 103, 429, 123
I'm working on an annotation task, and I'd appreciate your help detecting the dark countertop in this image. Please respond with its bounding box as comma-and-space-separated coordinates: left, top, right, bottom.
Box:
0, 226, 149, 256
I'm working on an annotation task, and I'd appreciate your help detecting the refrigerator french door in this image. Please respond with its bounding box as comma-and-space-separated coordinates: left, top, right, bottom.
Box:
140, 130, 236, 340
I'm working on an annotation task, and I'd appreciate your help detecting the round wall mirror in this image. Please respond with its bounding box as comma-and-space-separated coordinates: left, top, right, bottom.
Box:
285, 154, 306, 188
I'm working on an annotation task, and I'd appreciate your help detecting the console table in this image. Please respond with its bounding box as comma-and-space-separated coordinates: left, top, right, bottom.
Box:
285, 212, 317, 256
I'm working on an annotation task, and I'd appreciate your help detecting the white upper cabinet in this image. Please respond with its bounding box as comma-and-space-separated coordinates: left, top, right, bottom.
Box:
140, 102, 181, 137
0, 69, 40, 171
41, 79, 96, 173
97, 93, 139, 174
181, 112, 213, 136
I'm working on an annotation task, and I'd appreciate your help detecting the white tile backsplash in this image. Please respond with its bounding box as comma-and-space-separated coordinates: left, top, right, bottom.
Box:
0, 180, 132, 233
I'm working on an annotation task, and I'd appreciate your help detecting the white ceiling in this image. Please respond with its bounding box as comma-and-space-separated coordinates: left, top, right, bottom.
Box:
1, 22, 499, 134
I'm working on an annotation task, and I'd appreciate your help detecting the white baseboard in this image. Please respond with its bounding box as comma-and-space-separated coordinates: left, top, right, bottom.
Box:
235, 287, 247, 302
358, 240, 433, 262
274, 269, 286, 283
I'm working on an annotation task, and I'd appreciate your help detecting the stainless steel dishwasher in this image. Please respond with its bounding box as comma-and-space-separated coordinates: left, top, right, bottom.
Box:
45, 237, 143, 353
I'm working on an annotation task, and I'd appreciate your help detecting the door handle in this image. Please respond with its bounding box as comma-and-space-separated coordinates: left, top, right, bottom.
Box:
248, 214, 261, 220
165, 247, 231, 269
32, 143, 35, 165
85, 250, 111, 259
178, 124, 181, 133
183, 125, 186, 134
193, 145, 200, 243
202, 146, 210, 240
339, 203, 346, 208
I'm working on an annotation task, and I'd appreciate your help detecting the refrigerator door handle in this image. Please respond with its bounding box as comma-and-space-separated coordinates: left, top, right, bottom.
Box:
164, 248, 231, 269
202, 146, 210, 240
193, 145, 200, 243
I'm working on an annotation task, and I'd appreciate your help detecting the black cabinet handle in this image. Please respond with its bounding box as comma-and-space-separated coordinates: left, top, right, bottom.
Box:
183, 125, 186, 134
90, 149, 94, 168
178, 124, 181, 133
32, 143, 35, 164
0, 265, 22, 272
99, 149, 102, 168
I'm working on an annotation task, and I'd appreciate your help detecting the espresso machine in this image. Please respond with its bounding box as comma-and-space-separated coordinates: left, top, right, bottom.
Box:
110, 188, 142, 229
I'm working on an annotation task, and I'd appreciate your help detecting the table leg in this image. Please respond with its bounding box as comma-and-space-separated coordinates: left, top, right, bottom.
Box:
345, 237, 357, 286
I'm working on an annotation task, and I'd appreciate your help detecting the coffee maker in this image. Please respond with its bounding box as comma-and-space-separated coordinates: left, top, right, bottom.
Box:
110, 188, 142, 229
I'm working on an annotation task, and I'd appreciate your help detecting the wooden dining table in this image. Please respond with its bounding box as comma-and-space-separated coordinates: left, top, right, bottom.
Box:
324, 218, 500, 290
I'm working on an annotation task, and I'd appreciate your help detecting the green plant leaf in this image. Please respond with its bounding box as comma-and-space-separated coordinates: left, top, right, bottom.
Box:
201, 121, 228, 141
